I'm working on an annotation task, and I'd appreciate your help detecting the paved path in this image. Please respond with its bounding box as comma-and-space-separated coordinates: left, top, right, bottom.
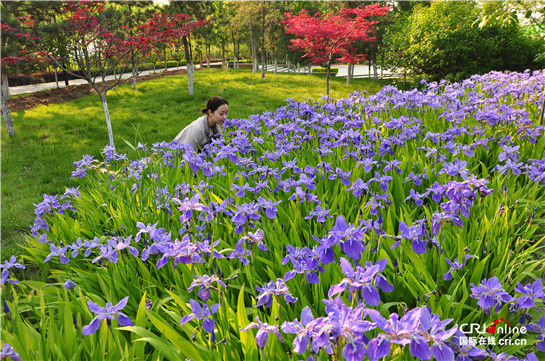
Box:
9, 63, 400, 96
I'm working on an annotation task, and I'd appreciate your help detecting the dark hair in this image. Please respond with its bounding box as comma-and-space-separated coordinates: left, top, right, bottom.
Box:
201, 96, 228, 114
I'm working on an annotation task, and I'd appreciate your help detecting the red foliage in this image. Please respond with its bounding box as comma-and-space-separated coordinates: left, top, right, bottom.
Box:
283, 5, 390, 65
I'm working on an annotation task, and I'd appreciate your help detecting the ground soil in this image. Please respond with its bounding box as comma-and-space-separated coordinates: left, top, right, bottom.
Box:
6, 69, 188, 113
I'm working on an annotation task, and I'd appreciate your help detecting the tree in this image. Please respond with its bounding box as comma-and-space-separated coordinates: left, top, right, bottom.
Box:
284, 5, 390, 97
5, 1, 203, 147
383, 1, 544, 82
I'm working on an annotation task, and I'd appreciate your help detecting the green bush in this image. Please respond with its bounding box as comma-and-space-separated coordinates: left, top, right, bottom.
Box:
384, 1, 544, 81
311, 67, 339, 74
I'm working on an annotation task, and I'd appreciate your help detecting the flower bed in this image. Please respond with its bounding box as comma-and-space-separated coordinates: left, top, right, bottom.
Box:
2, 70, 545, 361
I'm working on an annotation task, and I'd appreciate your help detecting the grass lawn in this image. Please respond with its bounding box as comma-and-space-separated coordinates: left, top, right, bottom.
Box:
1, 68, 394, 259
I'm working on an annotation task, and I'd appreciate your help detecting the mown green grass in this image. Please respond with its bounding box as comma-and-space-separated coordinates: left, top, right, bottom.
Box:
1, 68, 393, 259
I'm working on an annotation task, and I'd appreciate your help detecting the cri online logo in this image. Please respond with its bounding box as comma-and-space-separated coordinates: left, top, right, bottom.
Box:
487, 318, 509, 334
460, 318, 527, 335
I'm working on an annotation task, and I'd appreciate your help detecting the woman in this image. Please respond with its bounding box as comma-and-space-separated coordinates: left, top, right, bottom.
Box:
173, 96, 228, 151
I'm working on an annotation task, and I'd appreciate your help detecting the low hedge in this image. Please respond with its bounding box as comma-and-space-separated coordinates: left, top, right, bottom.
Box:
7, 61, 188, 86
311, 67, 339, 74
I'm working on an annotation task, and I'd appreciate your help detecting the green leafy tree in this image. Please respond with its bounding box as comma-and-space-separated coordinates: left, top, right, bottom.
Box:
383, 1, 544, 82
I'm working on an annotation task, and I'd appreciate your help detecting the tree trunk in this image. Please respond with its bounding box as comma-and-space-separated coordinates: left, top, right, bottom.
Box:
99, 92, 115, 147
199, 50, 203, 69
297, 62, 300, 73
1, 70, 10, 99
308, 61, 311, 76
250, 23, 257, 73
54, 68, 59, 88
61, 62, 69, 86
261, 4, 266, 80
347, 63, 352, 85
164, 51, 168, 72
1, 76, 15, 137
207, 44, 211, 69
182, 36, 194, 95
221, 42, 226, 70
326, 59, 331, 98
373, 50, 378, 80
232, 31, 237, 69
274, 50, 278, 75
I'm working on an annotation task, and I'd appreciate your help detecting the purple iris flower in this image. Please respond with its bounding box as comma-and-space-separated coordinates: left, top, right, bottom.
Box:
107, 236, 139, 258
180, 299, 220, 342
405, 188, 427, 207
92, 244, 119, 264
61, 187, 80, 200
399, 220, 428, 254
470, 277, 515, 313
283, 246, 324, 284
347, 178, 370, 198
404, 171, 427, 187
82, 296, 133, 335
371, 172, 393, 192
64, 279, 77, 290
316, 298, 376, 361
237, 229, 267, 252
241, 316, 283, 348
514, 279, 544, 309
135, 222, 159, 243
155, 234, 208, 269
328, 168, 352, 186
281, 306, 315, 354
231, 183, 254, 197
0, 256, 25, 271
1, 269, 18, 285
257, 197, 281, 219
1, 344, 22, 361
44, 243, 70, 264
324, 216, 366, 261
356, 157, 377, 173
188, 274, 227, 302
255, 278, 297, 308
449, 330, 489, 361
443, 254, 475, 280
173, 194, 211, 224
226, 239, 252, 265
305, 205, 333, 224
328, 258, 392, 306
416, 308, 459, 361
527, 315, 545, 352
427, 182, 445, 203
231, 202, 261, 234
366, 308, 424, 361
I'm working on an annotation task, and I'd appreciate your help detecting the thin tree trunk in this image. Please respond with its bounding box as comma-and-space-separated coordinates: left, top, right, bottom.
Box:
207, 44, 211, 69
54, 67, 59, 88
1, 70, 10, 99
261, 3, 266, 80
373, 49, 378, 80
539, 87, 545, 125
232, 31, 237, 69
62, 62, 69, 86
347, 63, 353, 85
164, 51, 168, 72
274, 50, 278, 75
182, 36, 194, 95
250, 23, 257, 73
297, 62, 300, 73
308, 61, 311, 76
1, 78, 15, 137
99, 92, 114, 147
326, 59, 331, 98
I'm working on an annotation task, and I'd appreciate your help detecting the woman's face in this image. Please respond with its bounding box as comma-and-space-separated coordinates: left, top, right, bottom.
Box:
208, 104, 228, 126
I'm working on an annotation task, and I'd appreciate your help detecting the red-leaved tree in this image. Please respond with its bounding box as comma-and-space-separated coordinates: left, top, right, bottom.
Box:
284, 6, 390, 97
4, 1, 207, 147
138, 12, 210, 95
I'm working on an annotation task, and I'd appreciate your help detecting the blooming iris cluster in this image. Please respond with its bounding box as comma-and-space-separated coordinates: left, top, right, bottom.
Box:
26, 70, 545, 360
